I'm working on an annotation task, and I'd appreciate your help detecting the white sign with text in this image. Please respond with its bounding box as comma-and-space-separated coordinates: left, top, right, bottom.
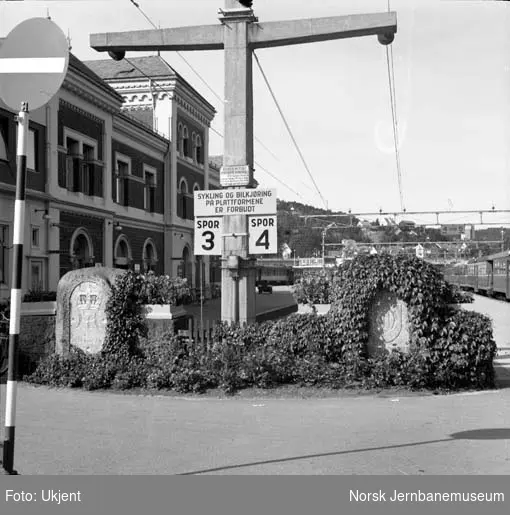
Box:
194, 188, 276, 217
194, 217, 223, 256
248, 215, 277, 255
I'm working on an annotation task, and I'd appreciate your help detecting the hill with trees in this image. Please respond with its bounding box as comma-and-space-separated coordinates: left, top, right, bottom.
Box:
276, 199, 510, 259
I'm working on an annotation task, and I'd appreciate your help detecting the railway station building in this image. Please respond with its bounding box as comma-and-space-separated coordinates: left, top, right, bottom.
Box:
0, 48, 221, 301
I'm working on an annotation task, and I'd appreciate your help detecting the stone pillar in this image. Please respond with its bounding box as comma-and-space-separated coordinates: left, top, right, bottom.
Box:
221, 5, 257, 324
103, 115, 114, 211
103, 218, 113, 267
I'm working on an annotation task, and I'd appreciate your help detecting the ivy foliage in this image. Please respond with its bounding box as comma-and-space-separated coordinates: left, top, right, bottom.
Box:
26, 258, 497, 393
325, 254, 497, 389
292, 269, 334, 305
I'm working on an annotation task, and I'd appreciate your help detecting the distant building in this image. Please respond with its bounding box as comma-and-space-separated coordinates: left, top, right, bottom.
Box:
464, 225, 475, 240
440, 224, 464, 237
398, 220, 416, 231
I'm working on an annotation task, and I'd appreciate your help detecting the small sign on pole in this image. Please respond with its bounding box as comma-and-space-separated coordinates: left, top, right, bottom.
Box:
220, 165, 251, 187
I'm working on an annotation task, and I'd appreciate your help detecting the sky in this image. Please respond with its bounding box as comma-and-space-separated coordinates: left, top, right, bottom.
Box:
1, 0, 510, 227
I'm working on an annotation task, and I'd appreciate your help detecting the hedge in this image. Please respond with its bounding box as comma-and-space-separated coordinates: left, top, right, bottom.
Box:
325, 254, 496, 389
26, 258, 497, 393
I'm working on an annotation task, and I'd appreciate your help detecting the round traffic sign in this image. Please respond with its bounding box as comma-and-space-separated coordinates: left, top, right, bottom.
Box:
0, 18, 69, 111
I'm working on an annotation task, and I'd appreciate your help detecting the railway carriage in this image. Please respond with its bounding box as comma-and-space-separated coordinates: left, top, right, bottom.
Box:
444, 250, 510, 300
256, 259, 295, 285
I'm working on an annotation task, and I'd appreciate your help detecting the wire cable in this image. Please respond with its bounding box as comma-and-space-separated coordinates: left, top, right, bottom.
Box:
128, 0, 279, 161
207, 123, 307, 199
253, 50, 329, 210
122, 57, 309, 201
386, 46, 404, 210
385, 0, 405, 212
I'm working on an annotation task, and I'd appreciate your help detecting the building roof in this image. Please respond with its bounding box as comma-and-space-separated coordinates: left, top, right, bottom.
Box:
69, 53, 124, 102
83, 55, 216, 115
84, 55, 177, 81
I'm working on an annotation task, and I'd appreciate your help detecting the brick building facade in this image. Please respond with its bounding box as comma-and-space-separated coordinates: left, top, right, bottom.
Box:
0, 48, 220, 300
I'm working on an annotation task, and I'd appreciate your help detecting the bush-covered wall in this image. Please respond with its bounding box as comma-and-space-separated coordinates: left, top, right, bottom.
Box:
326, 254, 495, 389
26, 258, 497, 394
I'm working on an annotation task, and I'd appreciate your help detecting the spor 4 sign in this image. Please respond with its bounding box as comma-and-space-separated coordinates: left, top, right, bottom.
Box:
194, 217, 223, 255
248, 215, 277, 255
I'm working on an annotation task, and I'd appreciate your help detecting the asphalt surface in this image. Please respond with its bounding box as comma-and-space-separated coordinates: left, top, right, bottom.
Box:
0, 385, 509, 475
0, 292, 509, 475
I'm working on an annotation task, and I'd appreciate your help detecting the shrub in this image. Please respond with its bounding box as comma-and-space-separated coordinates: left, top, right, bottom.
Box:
25, 348, 90, 388
26, 256, 496, 394
102, 271, 147, 361
292, 269, 334, 305
445, 284, 474, 304
427, 309, 496, 389
325, 254, 496, 390
137, 272, 191, 305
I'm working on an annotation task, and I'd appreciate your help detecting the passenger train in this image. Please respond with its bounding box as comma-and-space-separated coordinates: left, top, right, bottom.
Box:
443, 250, 510, 300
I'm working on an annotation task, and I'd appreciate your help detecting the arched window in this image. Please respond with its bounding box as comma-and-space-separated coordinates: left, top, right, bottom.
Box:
180, 178, 188, 194
142, 239, 158, 273
191, 132, 196, 161
70, 228, 94, 269
177, 123, 183, 154
182, 246, 191, 282
182, 126, 189, 157
114, 235, 132, 270
195, 134, 202, 164
179, 178, 189, 219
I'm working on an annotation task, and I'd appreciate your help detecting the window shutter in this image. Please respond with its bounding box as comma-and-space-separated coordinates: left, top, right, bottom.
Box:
123, 177, 129, 206
58, 152, 67, 188
81, 162, 89, 195
149, 187, 155, 213
72, 158, 82, 193
66, 155, 74, 191
188, 196, 194, 220
94, 164, 103, 197
176, 192, 182, 218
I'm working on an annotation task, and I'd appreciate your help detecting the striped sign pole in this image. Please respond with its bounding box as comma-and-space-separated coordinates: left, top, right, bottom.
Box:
2, 102, 29, 475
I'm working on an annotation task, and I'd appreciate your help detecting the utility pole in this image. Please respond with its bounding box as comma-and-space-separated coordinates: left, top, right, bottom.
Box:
90, 1, 397, 323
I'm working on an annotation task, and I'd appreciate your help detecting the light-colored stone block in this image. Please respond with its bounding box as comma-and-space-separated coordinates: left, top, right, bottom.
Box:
56, 268, 125, 355
367, 290, 410, 356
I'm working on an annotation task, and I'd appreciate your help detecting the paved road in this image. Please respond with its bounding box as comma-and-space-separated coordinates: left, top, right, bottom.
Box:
0, 385, 509, 475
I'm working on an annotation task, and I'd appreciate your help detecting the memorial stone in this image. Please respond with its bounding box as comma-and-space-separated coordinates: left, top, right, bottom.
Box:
367, 289, 410, 356
56, 267, 125, 355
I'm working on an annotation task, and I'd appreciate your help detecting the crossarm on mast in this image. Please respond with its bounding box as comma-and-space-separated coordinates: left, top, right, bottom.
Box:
90, 24, 224, 53
249, 12, 397, 49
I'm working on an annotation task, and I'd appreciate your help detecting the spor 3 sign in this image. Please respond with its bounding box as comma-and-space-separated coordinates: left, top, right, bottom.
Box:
194, 217, 223, 255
